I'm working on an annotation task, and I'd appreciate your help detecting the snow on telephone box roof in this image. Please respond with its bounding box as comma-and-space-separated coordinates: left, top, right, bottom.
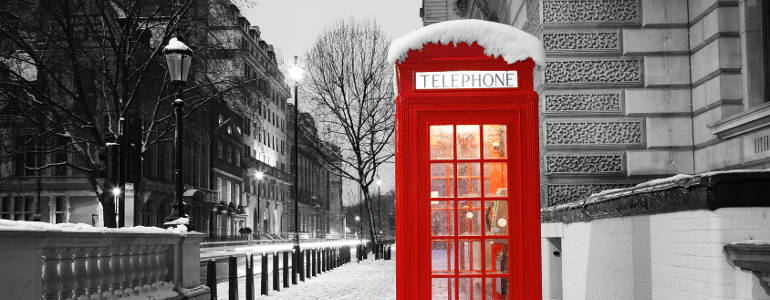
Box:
387, 19, 546, 68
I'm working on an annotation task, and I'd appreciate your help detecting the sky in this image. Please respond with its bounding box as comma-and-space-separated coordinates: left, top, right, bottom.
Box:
242, 0, 422, 205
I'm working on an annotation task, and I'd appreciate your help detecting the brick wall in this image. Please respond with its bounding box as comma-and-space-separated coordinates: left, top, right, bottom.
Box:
542, 208, 770, 300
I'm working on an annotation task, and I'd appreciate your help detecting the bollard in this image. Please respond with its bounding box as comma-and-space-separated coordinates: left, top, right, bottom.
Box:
299, 249, 305, 282
283, 251, 290, 288
292, 249, 298, 284
206, 259, 217, 300
311, 249, 316, 277
228, 256, 238, 300
321, 248, 329, 273
273, 253, 280, 292
357, 244, 361, 262
363, 244, 368, 260
314, 249, 319, 274
306, 250, 311, 278
261, 253, 268, 295
375, 243, 380, 260
246, 254, 254, 300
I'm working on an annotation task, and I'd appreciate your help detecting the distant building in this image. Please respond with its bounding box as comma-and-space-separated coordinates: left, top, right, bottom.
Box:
286, 105, 345, 239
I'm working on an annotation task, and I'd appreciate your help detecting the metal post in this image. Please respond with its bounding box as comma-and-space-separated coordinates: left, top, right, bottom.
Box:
206, 259, 217, 300
261, 254, 268, 295
283, 251, 290, 288
228, 256, 237, 300
256, 181, 260, 238
166, 84, 187, 224
305, 250, 311, 278
299, 248, 305, 282
293, 82, 301, 265
292, 249, 297, 284
311, 249, 316, 277
273, 253, 280, 291
246, 254, 254, 300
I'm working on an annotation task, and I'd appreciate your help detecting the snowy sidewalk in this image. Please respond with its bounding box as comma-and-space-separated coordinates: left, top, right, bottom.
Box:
215, 247, 396, 300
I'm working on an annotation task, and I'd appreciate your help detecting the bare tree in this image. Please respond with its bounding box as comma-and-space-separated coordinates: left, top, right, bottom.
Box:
0, 0, 263, 227
302, 19, 395, 244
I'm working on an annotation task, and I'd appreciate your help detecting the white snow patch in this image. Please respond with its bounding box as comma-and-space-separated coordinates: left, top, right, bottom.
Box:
164, 37, 192, 52
0, 219, 189, 235
387, 19, 545, 68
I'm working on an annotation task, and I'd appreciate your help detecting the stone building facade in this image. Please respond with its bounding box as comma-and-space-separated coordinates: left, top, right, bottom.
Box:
422, 0, 770, 208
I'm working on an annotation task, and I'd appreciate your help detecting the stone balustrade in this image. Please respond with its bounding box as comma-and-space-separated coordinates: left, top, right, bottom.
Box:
0, 229, 208, 300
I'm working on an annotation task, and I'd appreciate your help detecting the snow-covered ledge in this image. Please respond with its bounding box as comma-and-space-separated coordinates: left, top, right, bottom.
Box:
725, 241, 770, 294
0, 220, 209, 300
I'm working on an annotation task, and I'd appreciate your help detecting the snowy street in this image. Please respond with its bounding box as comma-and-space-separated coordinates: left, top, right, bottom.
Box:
215, 246, 396, 300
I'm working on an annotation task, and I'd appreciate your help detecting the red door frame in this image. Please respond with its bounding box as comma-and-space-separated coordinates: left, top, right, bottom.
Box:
395, 42, 541, 300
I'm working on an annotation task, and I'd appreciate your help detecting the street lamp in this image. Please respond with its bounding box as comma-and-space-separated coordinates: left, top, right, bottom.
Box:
163, 37, 193, 226
355, 215, 361, 239
288, 55, 304, 283
254, 170, 264, 238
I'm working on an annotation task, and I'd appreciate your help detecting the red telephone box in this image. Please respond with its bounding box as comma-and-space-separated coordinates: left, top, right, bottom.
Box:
392, 20, 543, 300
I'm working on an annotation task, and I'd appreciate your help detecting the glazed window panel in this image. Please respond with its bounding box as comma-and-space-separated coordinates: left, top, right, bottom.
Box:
431, 201, 455, 236
485, 277, 509, 300
431, 163, 455, 198
431, 240, 455, 274
483, 162, 508, 197
456, 125, 480, 160
458, 277, 483, 300
484, 201, 509, 236
431, 278, 454, 300
457, 163, 481, 198
457, 239, 482, 274
485, 239, 508, 274
430, 125, 454, 160
458, 200, 482, 236
483, 125, 507, 159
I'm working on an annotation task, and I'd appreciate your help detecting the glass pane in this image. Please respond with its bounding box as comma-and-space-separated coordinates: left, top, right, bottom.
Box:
456, 125, 480, 159
431, 163, 454, 198
431, 201, 454, 236
457, 163, 480, 198
458, 239, 482, 274
431, 240, 454, 274
483, 125, 507, 159
14, 197, 23, 212
458, 201, 481, 236
485, 239, 508, 274
432, 278, 454, 300
485, 201, 509, 236
430, 125, 454, 160
458, 277, 483, 300
484, 162, 508, 197
485, 277, 510, 299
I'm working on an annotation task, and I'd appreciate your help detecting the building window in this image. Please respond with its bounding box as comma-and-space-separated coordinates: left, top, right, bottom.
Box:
54, 196, 67, 223
217, 141, 223, 159
225, 179, 232, 203
157, 144, 167, 180
234, 183, 240, 205
217, 177, 223, 202
226, 145, 232, 163
235, 150, 240, 166
0, 196, 35, 221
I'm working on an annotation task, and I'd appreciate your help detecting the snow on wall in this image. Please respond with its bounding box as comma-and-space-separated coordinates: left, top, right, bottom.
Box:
0, 219, 189, 235
387, 19, 545, 68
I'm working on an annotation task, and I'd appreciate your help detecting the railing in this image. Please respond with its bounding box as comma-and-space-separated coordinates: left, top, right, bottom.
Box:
0, 229, 209, 300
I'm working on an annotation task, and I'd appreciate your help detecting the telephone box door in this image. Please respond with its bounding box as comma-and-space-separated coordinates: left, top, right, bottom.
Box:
421, 108, 523, 300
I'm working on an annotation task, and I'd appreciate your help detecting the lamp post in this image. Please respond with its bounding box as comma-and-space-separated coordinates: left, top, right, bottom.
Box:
254, 170, 264, 238
376, 178, 382, 238
287, 55, 304, 282
163, 37, 193, 226
355, 215, 361, 240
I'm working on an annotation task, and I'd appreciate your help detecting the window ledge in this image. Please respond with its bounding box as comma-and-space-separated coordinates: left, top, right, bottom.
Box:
710, 102, 770, 139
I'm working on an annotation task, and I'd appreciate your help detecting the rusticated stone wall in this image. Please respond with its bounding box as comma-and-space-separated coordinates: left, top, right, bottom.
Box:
457, 0, 695, 207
